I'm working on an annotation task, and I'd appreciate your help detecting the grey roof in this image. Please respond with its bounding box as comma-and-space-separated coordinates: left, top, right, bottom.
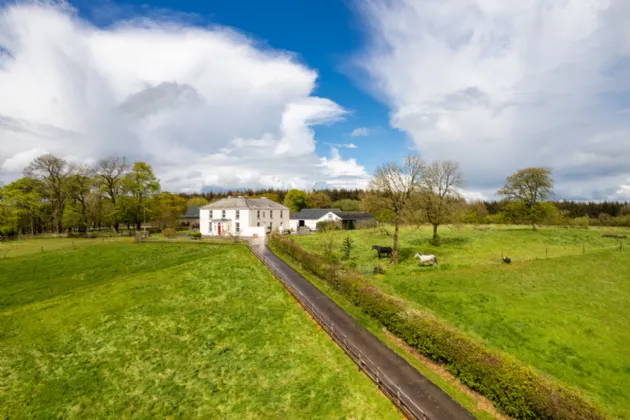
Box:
201, 196, 289, 211
290, 208, 375, 221
182, 205, 200, 219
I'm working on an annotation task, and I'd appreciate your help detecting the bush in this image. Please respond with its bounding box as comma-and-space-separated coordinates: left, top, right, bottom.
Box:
0, 226, 18, 239
189, 231, 202, 239
316, 220, 341, 232
162, 228, 177, 237
268, 234, 603, 420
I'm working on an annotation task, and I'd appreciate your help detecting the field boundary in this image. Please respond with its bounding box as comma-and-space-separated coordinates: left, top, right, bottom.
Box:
247, 243, 474, 420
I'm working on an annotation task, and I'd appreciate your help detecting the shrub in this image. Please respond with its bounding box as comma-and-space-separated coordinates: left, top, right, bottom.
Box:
268, 234, 603, 420
189, 231, 202, 239
162, 227, 177, 237
316, 220, 341, 232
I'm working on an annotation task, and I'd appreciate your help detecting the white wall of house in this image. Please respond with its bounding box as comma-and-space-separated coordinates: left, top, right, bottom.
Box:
289, 212, 341, 231
200, 206, 289, 237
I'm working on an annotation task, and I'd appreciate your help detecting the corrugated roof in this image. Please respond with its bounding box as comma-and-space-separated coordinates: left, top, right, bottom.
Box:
201, 197, 289, 210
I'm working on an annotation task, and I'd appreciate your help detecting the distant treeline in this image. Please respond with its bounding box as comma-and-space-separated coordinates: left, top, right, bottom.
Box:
179, 188, 363, 205
484, 200, 630, 218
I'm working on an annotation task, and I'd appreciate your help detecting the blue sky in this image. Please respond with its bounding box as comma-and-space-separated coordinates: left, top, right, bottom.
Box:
1, 0, 630, 199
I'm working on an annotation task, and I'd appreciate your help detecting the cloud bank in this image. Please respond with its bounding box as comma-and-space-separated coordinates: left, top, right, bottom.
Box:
358, 0, 630, 200
0, 3, 370, 191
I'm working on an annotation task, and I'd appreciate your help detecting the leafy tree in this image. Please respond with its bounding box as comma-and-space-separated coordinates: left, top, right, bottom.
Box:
64, 165, 95, 232
332, 199, 361, 211
415, 160, 464, 242
365, 155, 425, 264
342, 235, 354, 260
2, 178, 43, 235
498, 167, 554, 230
123, 162, 160, 230
186, 196, 209, 206
152, 192, 187, 229
283, 189, 307, 212
307, 191, 332, 208
23, 154, 70, 233
97, 156, 129, 231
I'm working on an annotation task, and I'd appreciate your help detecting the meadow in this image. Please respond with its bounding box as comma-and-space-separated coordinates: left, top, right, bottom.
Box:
0, 240, 400, 419
291, 225, 630, 418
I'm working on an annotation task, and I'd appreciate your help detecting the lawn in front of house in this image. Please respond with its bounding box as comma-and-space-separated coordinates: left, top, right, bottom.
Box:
0, 242, 400, 419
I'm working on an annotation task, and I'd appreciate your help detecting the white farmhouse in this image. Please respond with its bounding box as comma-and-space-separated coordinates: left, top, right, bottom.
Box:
199, 196, 290, 238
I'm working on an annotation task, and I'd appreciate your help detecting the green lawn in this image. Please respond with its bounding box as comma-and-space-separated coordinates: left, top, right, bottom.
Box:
292, 225, 630, 418
0, 241, 400, 419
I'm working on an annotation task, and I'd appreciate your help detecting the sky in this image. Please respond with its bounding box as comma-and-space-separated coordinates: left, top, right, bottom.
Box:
1, 0, 629, 200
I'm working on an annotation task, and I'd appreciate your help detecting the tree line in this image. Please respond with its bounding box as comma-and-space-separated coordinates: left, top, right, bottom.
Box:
0, 154, 186, 237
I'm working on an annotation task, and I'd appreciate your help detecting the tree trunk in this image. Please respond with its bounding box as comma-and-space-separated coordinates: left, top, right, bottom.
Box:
432, 223, 438, 241
392, 222, 400, 264
136, 221, 141, 231
532, 223, 537, 231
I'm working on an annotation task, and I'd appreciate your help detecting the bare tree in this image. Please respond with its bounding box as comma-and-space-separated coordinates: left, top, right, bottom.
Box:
24, 154, 70, 233
66, 164, 96, 232
416, 160, 464, 242
366, 155, 425, 264
97, 156, 129, 231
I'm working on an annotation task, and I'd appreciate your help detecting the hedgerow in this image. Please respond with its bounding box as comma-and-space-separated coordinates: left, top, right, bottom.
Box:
269, 233, 604, 420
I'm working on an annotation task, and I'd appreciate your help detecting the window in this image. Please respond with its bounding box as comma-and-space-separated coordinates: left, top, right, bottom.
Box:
236, 210, 240, 220
209, 210, 213, 219
236, 222, 240, 233
209, 222, 212, 232
270, 210, 273, 218
269, 222, 273, 230
328, 213, 333, 219
262, 211, 265, 218
280, 210, 283, 218
257, 222, 260, 227
222, 210, 226, 219
257, 210, 260, 218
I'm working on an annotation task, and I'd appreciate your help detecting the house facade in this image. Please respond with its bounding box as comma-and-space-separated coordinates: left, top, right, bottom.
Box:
289, 208, 376, 231
200, 196, 290, 237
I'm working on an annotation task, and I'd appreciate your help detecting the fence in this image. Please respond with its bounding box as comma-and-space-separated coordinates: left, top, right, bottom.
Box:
247, 244, 431, 420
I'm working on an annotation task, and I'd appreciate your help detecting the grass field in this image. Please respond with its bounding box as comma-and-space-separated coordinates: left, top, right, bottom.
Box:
0, 240, 400, 419
291, 225, 630, 418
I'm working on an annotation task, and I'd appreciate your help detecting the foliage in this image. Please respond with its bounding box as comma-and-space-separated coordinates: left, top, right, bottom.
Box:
316, 220, 341, 232
283, 189, 308, 212
161, 227, 177, 237
0, 242, 398, 418
270, 233, 605, 419
186, 196, 209, 206
498, 168, 554, 230
152, 192, 187, 229
189, 231, 202, 239
342, 235, 354, 260
306, 191, 332, 208
331, 198, 361, 211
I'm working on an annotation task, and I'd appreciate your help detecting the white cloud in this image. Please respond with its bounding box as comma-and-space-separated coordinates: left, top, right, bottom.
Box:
357, 0, 630, 200
0, 3, 369, 191
351, 127, 372, 137
325, 142, 358, 149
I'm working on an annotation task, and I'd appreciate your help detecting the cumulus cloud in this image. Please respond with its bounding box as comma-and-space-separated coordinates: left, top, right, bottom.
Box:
357, 0, 630, 200
0, 2, 370, 191
351, 127, 373, 137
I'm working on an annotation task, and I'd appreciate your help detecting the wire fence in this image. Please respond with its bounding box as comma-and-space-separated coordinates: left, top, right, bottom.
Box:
246, 244, 431, 420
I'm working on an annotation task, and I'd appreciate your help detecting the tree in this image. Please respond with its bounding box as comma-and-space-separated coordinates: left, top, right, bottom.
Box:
186, 196, 209, 206
123, 162, 160, 230
366, 155, 425, 264
498, 167, 554, 230
332, 199, 361, 211
97, 156, 129, 231
2, 178, 43, 235
24, 154, 70, 233
152, 192, 187, 229
65, 164, 95, 232
307, 191, 332, 209
415, 160, 464, 242
283, 189, 308, 212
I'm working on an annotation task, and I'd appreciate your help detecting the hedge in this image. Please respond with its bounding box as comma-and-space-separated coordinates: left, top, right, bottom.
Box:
268, 234, 603, 420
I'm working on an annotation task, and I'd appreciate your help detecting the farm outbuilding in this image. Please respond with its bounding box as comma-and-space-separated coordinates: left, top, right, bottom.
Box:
289, 208, 376, 231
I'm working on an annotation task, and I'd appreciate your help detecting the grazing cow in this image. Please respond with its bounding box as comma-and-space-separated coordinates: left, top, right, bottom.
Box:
503, 257, 511, 264
415, 253, 438, 266
372, 245, 393, 259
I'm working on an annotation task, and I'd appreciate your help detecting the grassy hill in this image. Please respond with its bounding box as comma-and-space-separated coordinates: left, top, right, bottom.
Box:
0, 241, 400, 419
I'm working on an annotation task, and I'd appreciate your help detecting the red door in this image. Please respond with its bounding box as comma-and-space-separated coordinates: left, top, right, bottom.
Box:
217, 224, 221, 235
